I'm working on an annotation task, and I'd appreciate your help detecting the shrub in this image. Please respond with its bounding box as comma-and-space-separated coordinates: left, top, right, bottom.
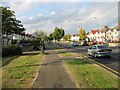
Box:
31, 40, 41, 50
20, 39, 41, 50
2, 45, 22, 57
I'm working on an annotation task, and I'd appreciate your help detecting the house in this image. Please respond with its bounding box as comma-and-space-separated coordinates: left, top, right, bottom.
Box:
87, 25, 120, 43
88, 29, 102, 42
2, 31, 34, 46
111, 23, 120, 42
103, 24, 120, 42
70, 34, 80, 41
101, 26, 112, 42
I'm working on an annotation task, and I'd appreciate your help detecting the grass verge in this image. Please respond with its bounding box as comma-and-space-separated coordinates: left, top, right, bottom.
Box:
60, 52, 119, 88
59, 52, 79, 57
2, 53, 45, 88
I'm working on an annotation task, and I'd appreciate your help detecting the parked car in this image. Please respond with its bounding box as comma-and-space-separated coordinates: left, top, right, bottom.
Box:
72, 42, 79, 47
19, 43, 33, 51
19, 43, 32, 47
87, 44, 112, 57
81, 40, 88, 46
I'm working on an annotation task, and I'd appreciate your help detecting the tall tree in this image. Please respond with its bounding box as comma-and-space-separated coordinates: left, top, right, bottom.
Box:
53, 27, 65, 42
1, 6, 25, 44
48, 33, 54, 42
79, 27, 86, 40
34, 30, 47, 54
63, 34, 71, 42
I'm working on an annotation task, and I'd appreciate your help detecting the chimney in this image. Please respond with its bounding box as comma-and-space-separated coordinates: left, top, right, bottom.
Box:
104, 26, 108, 29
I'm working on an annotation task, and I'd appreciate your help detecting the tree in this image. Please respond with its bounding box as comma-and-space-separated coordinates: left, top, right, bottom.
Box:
34, 30, 47, 54
53, 27, 65, 42
59, 28, 65, 39
1, 6, 25, 44
63, 34, 71, 42
48, 33, 54, 42
79, 27, 86, 40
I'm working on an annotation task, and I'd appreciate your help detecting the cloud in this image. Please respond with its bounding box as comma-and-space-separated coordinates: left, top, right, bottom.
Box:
38, 13, 43, 16
4, 0, 119, 2
9, 2, 39, 16
49, 11, 55, 15
4, 2, 118, 35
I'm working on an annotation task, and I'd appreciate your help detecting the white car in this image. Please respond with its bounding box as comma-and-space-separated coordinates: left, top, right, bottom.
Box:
87, 44, 112, 58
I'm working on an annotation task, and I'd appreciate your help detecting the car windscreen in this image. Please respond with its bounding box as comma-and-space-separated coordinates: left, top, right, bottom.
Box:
97, 46, 107, 49
73, 42, 78, 44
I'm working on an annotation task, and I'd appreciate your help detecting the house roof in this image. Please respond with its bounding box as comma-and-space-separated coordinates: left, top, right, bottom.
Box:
112, 23, 120, 31
73, 34, 80, 37
90, 30, 100, 34
101, 26, 112, 33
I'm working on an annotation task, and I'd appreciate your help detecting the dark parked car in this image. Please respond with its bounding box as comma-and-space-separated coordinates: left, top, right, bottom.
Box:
81, 40, 88, 46
72, 42, 79, 47
87, 44, 112, 58
19, 43, 33, 51
19, 43, 32, 47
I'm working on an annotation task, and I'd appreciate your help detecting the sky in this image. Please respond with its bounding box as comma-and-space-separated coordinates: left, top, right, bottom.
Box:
1, 0, 119, 35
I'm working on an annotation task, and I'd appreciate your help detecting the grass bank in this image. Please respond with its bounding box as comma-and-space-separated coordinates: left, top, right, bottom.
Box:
60, 52, 119, 88
59, 52, 79, 57
2, 53, 45, 88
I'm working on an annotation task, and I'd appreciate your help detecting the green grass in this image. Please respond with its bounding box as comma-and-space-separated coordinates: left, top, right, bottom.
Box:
2, 54, 45, 88
65, 59, 119, 88
59, 52, 119, 88
59, 52, 79, 57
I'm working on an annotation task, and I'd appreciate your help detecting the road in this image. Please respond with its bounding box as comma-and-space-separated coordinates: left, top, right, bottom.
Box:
59, 43, 119, 73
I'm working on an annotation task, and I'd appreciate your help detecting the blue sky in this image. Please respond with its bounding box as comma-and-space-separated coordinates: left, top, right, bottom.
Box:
1, 1, 118, 35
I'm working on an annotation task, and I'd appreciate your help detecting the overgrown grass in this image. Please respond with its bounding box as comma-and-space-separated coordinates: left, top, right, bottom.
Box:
2, 54, 45, 88
65, 59, 119, 88
59, 52, 119, 88
59, 52, 79, 57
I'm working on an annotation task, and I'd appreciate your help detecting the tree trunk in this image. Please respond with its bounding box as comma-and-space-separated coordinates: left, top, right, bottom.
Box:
41, 45, 44, 54
41, 41, 44, 54
6, 32, 9, 45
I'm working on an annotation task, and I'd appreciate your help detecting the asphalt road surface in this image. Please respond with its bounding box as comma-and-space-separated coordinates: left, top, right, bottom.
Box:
60, 43, 119, 73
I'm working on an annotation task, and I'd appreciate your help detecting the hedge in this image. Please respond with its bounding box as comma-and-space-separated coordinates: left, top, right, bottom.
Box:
2, 45, 22, 57
20, 40, 41, 50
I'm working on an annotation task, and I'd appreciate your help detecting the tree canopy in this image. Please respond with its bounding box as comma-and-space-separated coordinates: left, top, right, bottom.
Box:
63, 34, 71, 41
79, 27, 86, 40
48, 33, 54, 41
1, 6, 25, 35
53, 26, 65, 41
34, 30, 47, 41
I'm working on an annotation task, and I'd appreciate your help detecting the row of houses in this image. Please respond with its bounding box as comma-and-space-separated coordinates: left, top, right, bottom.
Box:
2, 32, 35, 45
87, 25, 120, 43
70, 24, 120, 43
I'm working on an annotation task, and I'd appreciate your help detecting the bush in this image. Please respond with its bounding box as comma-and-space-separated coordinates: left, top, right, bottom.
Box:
2, 45, 22, 57
31, 40, 41, 50
20, 39, 41, 50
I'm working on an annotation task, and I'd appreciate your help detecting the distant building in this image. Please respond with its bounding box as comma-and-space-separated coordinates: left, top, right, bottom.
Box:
70, 34, 80, 41
2, 32, 34, 46
111, 24, 120, 42
87, 24, 120, 43
88, 29, 102, 42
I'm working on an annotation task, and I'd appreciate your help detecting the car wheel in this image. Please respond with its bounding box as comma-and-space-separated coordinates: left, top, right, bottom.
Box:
87, 53, 91, 56
107, 56, 111, 58
94, 54, 97, 58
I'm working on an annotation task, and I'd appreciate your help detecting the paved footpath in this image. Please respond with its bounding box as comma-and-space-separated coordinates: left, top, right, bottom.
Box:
33, 50, 77, 88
